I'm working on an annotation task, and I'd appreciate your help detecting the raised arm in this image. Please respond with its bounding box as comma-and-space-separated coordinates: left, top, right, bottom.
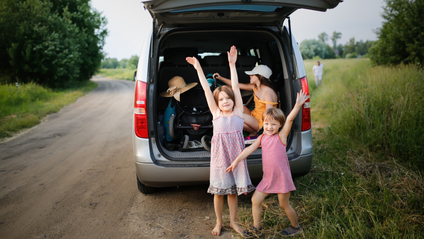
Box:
213, 74, 255, 91
227, 46, 244, 117
226, 135, 262, 172
186, 56, 218, 115
280, 89, 309, 138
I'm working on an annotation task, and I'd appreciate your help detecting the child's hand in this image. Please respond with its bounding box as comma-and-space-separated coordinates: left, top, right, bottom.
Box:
213, 73, 221, 79
186, 56, 201, 70
296, 89, 310, 106
227, 45, 237, 64
225, 161, 239, 173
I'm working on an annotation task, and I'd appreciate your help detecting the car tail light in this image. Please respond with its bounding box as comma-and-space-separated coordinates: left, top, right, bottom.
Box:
300, 77, 311, 131
134, 80, 148, 138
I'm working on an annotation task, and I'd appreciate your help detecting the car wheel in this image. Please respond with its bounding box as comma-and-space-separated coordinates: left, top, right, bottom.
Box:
136, 174, 155, 194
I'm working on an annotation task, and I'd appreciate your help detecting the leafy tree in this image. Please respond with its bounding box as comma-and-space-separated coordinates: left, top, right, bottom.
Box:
325, 45, 336, 59
342, 38, 374, 58
119, 59, 128, 69
336, 44, 344, 58
299, 39, 328, 59
49, 0, 108, 82
356, 40, 374, 56
0, 0, 107, 88
127, 55, 139, 69
343, 38, 357, 57
102, 58, 119, 69
318, 32, 329, 43
369, 0, 424, 66
331, 31, 342, 52
2, 0, 82, 87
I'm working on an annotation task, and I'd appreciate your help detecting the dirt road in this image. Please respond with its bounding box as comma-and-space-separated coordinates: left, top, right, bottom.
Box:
0, 77, 240, 239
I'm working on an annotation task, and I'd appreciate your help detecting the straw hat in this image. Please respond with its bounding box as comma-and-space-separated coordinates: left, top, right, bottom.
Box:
160, 76, 198, 102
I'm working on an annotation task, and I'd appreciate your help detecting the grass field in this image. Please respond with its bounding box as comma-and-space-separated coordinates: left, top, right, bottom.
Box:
232, 58, 424, 238
97, 68, 136, 81
1, 60, 423, 237
0, 81, 97, 140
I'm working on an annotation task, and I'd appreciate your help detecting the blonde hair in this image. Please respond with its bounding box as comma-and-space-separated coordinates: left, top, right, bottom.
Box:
263, 108, 286, 128
213, 85, 235, 110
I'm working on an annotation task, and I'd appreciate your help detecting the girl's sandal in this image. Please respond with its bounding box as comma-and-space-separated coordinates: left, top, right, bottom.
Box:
279, 225, 303, 237
239, 230, 254, 238
251, 226, 263, 237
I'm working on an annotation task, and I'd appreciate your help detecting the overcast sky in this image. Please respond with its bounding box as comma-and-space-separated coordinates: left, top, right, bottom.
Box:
90, 0, 386, 60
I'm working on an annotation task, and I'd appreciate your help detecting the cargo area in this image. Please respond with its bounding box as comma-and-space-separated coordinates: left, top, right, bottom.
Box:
152, 29, 294, 159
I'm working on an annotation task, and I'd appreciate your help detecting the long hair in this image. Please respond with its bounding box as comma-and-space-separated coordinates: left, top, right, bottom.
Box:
213, 85, 235, 111
256, 74, 276, 94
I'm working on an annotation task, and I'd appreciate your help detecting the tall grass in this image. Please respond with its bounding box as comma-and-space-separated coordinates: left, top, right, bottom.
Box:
97, 68, 135, 81
0, 81, 97, 140
304, 58, 373, 125
329, 65, 424, 169
231, 59, 424, 238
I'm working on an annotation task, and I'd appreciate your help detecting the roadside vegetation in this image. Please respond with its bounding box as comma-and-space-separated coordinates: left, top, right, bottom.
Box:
232, 58, 424, 238
0, 0, 107, 88
97, 68, 136, 81
0, 0, 106, 140
0, 81, 97, 140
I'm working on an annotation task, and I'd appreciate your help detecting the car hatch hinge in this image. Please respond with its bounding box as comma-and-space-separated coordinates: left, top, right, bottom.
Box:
157, 22, 164, 37
275, 21, 284, 36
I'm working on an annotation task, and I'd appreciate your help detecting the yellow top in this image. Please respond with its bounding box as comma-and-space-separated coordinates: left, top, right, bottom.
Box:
250, 88, 278, 130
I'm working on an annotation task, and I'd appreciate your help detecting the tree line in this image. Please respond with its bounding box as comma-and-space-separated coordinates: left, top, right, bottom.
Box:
369, 0, 424, 66
101, 55, 139, 69
0, 0, 107, 88
299, 32, 375, 60
301, 0, 424, 67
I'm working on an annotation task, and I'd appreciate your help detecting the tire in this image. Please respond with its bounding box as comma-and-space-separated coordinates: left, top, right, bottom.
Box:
136, 174, 155, 194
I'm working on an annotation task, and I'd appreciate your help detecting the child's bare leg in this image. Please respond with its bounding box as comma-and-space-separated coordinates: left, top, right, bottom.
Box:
243, 113, 259, 134
212, 195, 224, 236
227, 194, 244, 234
243, 123, 256, 134
243, 105, 251, 115
278, 192, 299, 227
252, 191, 269, 229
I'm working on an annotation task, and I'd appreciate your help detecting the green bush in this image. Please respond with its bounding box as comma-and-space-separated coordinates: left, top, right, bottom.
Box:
0, 0, 107, 88
370, 0, 424, 66
345, 52, 357, 58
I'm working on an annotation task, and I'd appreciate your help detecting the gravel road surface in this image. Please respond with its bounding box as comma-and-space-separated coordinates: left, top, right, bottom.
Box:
0, 77, 243, 239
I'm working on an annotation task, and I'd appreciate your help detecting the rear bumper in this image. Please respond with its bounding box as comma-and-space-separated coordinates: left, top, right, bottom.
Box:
133, 129, 312, 187
134, 153, 311, 187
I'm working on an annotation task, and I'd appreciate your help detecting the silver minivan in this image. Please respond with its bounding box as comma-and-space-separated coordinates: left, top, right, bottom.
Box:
133, 0, 341, 193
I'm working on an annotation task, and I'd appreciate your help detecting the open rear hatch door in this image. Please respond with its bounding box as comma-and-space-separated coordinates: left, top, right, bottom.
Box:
142, 0, 342, 25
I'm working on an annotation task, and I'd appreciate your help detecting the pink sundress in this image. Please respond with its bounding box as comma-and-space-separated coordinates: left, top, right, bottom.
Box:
207, 114, 255, 195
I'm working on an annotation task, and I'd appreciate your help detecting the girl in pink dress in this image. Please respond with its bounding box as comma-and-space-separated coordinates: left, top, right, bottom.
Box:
187, 46, 255, 238
226, 90, 309, 237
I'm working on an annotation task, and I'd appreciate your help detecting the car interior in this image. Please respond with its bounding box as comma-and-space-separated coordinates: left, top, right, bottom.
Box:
154, 30, 294, 154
